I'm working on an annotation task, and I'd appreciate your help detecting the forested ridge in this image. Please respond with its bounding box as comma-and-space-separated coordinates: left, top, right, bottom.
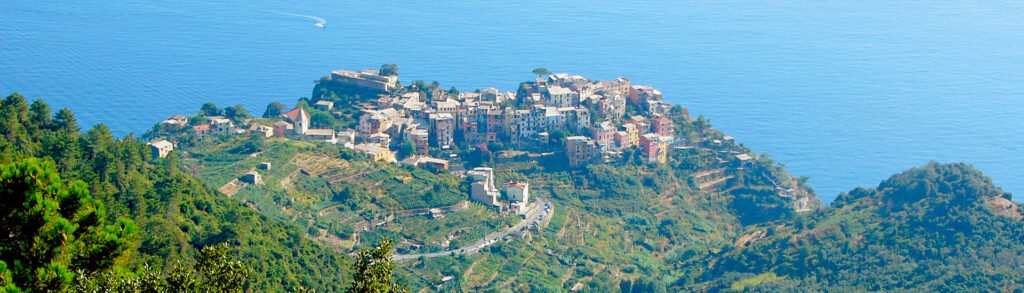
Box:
709, 162, 1024, 291
0, 93, 351, 292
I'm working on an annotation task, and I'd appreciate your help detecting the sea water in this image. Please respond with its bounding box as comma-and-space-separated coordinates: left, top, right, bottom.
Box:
2, 0, 1022, 203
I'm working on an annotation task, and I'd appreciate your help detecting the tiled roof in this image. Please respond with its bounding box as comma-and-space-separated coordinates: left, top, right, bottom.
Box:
282, 107, 310, 122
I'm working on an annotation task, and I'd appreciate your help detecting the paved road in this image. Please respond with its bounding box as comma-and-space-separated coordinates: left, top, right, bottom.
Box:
392, 198, 551, 261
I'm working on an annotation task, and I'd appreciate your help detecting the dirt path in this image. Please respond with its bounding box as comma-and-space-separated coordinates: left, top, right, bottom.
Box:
326, 169, 373, 184
463, 258, 482, 279
515, 251, 537, 279
279, 169, 301, 192
698, 175, 734, 190
648, 195, 674, 210
692, 168, 726, 179
481, 263, 503, 288
217, 179, 246, 197
555, 209, 572, 239
560, 261, 577, 285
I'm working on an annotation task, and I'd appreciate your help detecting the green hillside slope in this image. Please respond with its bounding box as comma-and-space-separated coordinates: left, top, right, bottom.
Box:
8, 91, 1020, 292
155, 93, 820, 291
709, 162, 1024, 291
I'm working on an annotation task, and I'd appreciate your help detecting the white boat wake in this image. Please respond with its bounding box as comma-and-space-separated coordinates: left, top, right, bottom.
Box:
268, 11, 326, 28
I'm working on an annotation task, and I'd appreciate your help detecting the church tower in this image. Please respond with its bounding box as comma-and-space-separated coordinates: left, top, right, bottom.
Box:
296, 108, 309, 135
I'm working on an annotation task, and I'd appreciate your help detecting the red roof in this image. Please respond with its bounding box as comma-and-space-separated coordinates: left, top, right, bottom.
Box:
655, 115, 672, 123
506, 181, 528, 189
281, 107, 310, 122
193, 124, 211, 131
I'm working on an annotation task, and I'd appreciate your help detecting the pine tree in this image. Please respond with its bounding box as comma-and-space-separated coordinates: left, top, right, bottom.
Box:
0, 158, 137, 292
347, 238, 408, 293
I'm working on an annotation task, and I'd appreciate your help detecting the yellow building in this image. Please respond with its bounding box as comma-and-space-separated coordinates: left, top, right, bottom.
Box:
354, 143, 396, 163
622, 123, 640, 146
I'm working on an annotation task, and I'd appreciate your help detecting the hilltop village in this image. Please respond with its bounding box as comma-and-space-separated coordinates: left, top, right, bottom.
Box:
304, 67, 683, 167
149, 66, 816, 215
127, 65, 827, 290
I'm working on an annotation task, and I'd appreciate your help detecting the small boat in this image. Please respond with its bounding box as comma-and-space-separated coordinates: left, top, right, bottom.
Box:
315, 22, 325, 28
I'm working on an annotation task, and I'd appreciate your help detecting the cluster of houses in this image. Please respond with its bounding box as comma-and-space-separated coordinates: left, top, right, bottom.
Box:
350, 70, 687, 167
153, 69, 687, 170
149, 68, 693, 213
158, 102, 348, 144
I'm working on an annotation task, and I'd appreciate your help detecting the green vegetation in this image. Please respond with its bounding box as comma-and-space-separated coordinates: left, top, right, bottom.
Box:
728, 272, 783, 291
223, 104, 251, 121
0, 94, 351, 291
708, 162, 1024, 291
200, 102, 221, 116
347, 238, 408, 293
263, 102, 289, 118
0, 158, 136, 292
75, 243, 249, 292
176, 134, 503, 255
6, 82, 1023, 292
531, 68, 550, 77
379, 64, 399, 77
387, 127, 808, 291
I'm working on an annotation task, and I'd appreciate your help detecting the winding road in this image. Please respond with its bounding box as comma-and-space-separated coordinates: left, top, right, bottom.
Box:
392, 198, 551, 261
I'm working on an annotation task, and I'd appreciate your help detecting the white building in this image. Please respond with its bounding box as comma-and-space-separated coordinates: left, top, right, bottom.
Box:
241, 171, 262, 184
205, 116, 236, 135
368, 133, 391, 147
249, 125, 274, 137
314, 100, 334, 111
505, 181, 530, 215
304, 128, 335, 141
147, 140, 173, 158
336, 130, 357, 145
467, 167, 500, 207
293, 108, 310, 135
543, 86, 577, 107
160, 114, 189, 130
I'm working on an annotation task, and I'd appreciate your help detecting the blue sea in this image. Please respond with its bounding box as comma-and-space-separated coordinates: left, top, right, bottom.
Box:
2, 1, 1022, 203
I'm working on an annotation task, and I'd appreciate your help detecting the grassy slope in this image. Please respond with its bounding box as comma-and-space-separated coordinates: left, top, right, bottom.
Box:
181, 137, 513, 257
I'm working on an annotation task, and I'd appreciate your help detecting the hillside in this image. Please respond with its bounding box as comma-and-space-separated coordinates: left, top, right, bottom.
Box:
0, 94, 351, 291
708, 162, 1024, 291
176, 136, 800, 291
149, 75, 824, 291
8, 84, 1022, 292
158, 79, 1024, 291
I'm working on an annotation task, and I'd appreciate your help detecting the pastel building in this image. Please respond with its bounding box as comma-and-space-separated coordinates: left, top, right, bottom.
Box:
592, 121, 616, 149
357, 109, 395, 138
565, 136, 600, 167
639, 134, 671, 164
354, 143, 397, 163
429, 113, 455, 148
505, 181, 530, 215
653, 115, 675, 137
